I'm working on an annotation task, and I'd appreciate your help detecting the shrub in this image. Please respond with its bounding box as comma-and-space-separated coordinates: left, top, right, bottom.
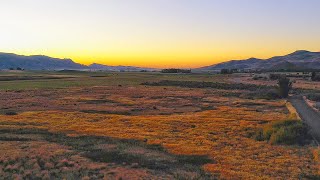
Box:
307, 94, 320, 102
311, 72, 320, 81
5, 111, 18, 116
269, 74, 282, 80
259, 89, 281, 100
254, 119, 311, 145
221, 69, 232, 74
252, 76, 259, 80
242, 89, 281, 100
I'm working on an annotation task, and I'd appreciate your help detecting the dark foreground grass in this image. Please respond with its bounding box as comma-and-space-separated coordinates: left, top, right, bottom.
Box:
46, 133, 214, 175
0, 127, 215, 179
80, 110, 132, 115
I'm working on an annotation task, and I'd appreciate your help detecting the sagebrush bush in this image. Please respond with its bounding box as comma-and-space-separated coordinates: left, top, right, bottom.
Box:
254, 119, 311, 145
307, 94, 320, 102
269, 74, 282, 80
5, 111, 18, 116
242, 89, 281, 100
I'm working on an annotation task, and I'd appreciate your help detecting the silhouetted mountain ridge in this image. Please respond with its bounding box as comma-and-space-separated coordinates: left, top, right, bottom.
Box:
0, 53, 86, 70
2, 51, 320, 71
0, 53, 154, 71
199, 50, 320, 71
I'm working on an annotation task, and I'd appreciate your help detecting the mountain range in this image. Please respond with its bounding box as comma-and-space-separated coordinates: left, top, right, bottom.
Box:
0, 52, 155, 71
198, 50, 320, 71
1, 50, 320, 71
0, 53, 86, 70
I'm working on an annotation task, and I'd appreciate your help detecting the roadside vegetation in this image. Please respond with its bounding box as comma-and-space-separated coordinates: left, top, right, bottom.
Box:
307, 93, 320, 102
254, 119, 311, 145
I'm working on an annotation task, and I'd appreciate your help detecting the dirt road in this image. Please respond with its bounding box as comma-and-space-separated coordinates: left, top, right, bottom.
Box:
290, 96, 320, 142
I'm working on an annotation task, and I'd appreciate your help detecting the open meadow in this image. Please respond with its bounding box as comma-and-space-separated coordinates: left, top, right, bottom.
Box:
0, 71, 320, 179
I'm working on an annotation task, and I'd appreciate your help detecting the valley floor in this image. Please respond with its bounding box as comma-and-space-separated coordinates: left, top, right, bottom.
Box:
0, 71, 319, 179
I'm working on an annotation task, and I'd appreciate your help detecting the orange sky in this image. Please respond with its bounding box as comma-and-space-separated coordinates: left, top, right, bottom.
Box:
0, 0, 319, 68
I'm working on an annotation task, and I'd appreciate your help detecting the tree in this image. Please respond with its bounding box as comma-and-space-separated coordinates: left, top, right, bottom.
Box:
161, 69, 191, 73
278, 76, 292, 98
311, 72, 317, 81
220, 69, 231, 74
269, 73, 281, 80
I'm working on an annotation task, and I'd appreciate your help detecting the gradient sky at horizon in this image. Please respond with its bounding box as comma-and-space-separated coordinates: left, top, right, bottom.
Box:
0, 0, 319, 68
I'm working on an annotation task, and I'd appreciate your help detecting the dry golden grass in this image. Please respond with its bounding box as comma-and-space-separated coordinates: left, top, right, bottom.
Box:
0, 102, 317, 179
0, 86, 216, 116
0, 71, 319, 179
0, 140, 155, 179
286, 101, 302, 120
313, 148, 320, 175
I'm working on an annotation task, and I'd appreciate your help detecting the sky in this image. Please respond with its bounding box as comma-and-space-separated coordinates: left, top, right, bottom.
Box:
0, 0, 319, 68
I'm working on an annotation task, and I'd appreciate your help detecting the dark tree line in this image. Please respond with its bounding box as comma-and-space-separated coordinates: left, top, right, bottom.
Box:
161, 69, 191, 73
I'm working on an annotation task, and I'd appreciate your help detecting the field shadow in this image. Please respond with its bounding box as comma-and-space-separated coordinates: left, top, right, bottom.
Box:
0, 127, 216, 179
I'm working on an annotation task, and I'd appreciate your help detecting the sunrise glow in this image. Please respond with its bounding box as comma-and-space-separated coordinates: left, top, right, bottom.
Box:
0, 0, 319, 68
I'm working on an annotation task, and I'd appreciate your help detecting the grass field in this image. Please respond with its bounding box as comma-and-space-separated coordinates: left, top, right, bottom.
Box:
0, 71, 319, 179
0, 71, 231, 90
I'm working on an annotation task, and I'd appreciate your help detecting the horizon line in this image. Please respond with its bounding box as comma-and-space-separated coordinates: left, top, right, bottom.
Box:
1, 49, 319, 69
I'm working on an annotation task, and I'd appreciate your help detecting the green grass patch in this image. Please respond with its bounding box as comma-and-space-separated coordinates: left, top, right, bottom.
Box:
254, 119, 311, 145
0, 71, 225, 90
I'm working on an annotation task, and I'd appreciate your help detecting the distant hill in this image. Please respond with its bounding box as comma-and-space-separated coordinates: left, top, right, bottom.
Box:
0, 53, 86, 70
89, 63, 156, 72
198, 50, 320, 71
0, 53, 155, 71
